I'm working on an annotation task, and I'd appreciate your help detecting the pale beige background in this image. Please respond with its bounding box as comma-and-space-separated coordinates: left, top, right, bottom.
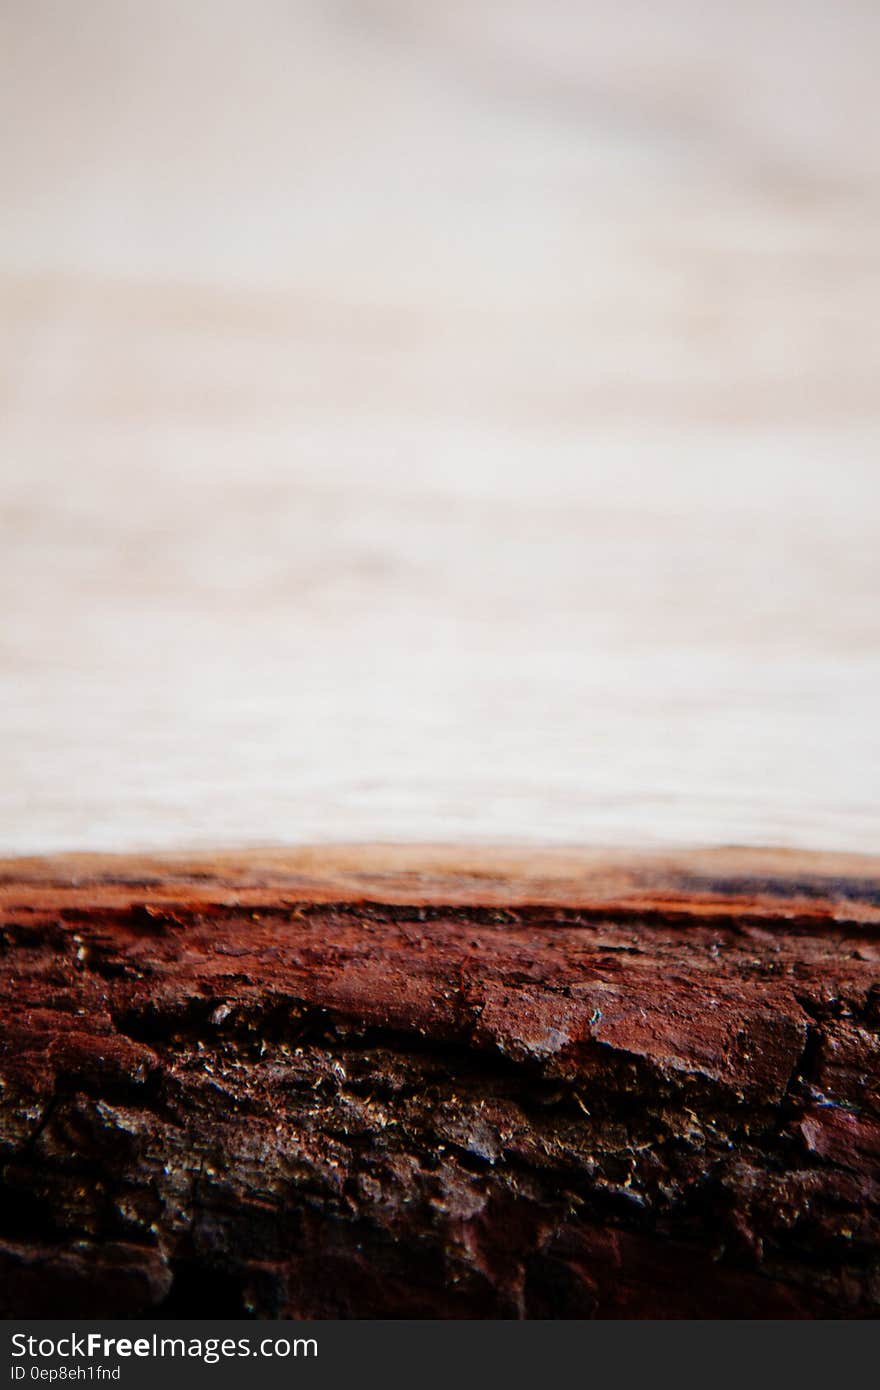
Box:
1, 1, 878, 855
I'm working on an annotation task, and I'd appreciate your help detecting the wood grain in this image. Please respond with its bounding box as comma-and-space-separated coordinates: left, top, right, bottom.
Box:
1, 1, 879, 856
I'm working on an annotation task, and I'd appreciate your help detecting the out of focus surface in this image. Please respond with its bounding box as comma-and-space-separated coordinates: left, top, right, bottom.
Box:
1, 0, 878, 854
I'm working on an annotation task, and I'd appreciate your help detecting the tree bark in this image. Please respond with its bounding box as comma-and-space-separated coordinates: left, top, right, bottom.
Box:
1, 846, 878, 1318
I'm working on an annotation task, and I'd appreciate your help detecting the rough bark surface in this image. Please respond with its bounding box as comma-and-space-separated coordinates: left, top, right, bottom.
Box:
1, 847, 878, 1319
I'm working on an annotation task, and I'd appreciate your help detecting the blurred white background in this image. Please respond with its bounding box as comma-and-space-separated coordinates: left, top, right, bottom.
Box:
1, 0, 878, 853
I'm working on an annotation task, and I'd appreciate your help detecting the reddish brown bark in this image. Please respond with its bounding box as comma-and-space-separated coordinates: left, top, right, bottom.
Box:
1, 847, 878, 1318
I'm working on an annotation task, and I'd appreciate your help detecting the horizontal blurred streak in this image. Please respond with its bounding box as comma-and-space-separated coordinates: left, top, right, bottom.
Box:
0, 1, 878, 853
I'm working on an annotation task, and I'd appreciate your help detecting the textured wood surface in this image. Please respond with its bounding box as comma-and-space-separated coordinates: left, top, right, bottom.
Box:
1, 1, 879, 857
1, 847, 878, 1318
